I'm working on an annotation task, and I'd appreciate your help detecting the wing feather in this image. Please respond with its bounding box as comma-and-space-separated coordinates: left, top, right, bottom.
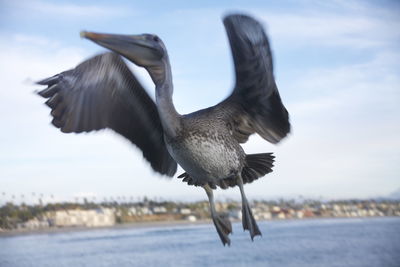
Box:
37, 52, 177, 176
213, 14, 291, 144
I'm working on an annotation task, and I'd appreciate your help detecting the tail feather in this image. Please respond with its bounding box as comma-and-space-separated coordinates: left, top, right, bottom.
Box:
178, 153, 275, 188
242, 153, 274, 184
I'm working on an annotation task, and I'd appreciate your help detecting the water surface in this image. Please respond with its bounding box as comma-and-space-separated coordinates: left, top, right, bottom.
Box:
1, 217, 399, 267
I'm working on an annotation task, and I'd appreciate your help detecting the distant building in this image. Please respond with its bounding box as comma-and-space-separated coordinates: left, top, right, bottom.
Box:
229, 210, 242, 220
17, 218, 50, 230
272, 206, 281, 212
185, 215, 197, 222
295, 211, 304, 219
276, 212, 286, 219
179, 208, 191, 215
139, 207, 153, 215
258, 211, 272, 220
303, 209, 314, 218
48, 208, 115, 227
152, 206, 167, 214
129, 207, 137, 215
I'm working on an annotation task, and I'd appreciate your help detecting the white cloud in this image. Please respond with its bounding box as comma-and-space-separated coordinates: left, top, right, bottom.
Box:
290, 51, 400, 116
13, 0, 133, 18
13, 34, 60, 47
255, 4, 400, 49
276, 16, 395, 48
161, 2, 400, 50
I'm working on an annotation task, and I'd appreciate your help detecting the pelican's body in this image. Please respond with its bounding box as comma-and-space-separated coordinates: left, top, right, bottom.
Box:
167, 113, 245, 185
36, 14, 290, 245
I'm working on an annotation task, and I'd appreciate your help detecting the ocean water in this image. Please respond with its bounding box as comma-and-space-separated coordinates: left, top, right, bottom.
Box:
1, 217, 399, 267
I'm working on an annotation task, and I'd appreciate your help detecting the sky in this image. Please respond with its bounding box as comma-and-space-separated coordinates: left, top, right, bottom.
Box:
0, 0, 399, 204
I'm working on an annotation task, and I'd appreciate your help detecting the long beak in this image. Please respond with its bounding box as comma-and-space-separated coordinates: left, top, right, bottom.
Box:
81, 31, 148, 47
80, 31, 162, 64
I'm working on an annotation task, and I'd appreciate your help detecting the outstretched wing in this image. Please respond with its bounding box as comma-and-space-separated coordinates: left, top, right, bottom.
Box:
214, 14, 290, 144
37, 52, 177, 176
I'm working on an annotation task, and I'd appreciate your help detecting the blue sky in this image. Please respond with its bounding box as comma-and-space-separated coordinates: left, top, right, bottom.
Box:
0, 0, 399, 204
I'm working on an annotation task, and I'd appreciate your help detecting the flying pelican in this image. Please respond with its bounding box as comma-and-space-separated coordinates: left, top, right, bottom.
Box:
36, 14, 290, 245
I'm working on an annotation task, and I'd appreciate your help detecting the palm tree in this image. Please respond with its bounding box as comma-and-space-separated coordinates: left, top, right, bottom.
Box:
39, 193, 44, 206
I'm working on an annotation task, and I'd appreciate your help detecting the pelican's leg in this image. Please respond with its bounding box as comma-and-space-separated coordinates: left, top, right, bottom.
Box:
204, 184, 232, 246
237, 174, 261, 240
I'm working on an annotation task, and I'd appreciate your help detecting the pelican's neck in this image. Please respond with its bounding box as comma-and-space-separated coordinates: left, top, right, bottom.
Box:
148, 60, 181, 138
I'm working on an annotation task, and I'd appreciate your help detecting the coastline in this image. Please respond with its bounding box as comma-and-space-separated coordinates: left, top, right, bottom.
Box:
0, 219, 214, 238
1, 216, 395, 238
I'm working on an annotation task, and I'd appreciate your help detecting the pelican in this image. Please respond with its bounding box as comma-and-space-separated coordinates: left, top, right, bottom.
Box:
36, 14, 290, 245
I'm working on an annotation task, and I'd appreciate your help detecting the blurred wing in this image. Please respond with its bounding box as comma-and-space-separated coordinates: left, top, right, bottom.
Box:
215, 14, 290, 144
37, 52, 177, 176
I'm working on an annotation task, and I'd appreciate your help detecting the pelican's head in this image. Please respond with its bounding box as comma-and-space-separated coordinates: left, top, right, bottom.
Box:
80, 31, 168, 83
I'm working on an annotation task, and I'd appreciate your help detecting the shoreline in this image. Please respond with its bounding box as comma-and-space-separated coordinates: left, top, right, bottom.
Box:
0, 219, 214, 237
1, 216, 395, 238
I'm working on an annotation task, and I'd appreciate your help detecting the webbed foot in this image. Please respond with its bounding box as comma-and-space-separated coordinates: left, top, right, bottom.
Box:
204, 184, 233, 246
237, 174, 262, 240
212, 212, 232, 246
241, 199, 261, 240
